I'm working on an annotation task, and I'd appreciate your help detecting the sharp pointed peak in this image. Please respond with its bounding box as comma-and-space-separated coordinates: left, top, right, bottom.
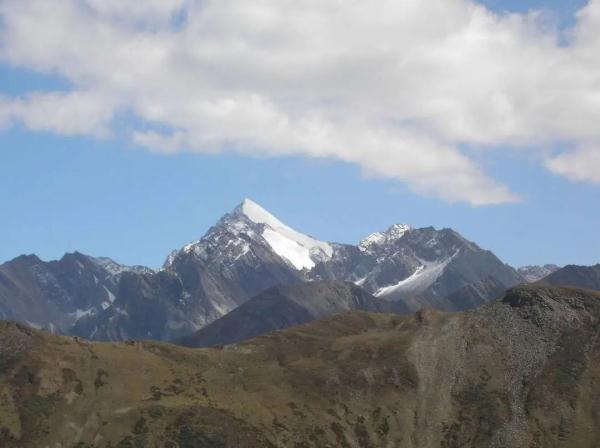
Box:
240, 197, 260, 207
237, 197, 267, 212
233, 198, 285, 228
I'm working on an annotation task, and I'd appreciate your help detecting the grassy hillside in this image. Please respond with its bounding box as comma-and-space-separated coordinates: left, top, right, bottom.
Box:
0, 285, 599, 447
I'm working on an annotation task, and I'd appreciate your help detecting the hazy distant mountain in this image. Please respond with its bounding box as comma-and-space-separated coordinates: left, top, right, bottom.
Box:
538, 264, 600, 290
0, 252, 151, 334
398, 275, 508, 312
518, 264, 560, 282
179, 281, 400, 348
4, 285, 600, 447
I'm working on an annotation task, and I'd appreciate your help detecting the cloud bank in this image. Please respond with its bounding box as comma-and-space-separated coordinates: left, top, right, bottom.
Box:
0, 0, 599, 205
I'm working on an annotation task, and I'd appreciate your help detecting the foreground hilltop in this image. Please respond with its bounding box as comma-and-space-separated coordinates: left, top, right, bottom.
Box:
1, 284, 599, 447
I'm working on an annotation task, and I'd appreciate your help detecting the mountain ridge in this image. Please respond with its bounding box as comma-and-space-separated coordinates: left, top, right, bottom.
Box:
178, 280, 403, 348
518, 264, 561, 282
537, 264, 600, 291
1, 285, 599, 447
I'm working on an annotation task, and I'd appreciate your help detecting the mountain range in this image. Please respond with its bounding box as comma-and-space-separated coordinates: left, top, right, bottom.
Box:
180, 262, 600, 349
0, 199, 585, 344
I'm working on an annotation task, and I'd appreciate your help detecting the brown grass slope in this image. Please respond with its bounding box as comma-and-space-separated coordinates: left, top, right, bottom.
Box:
0, 285, 599, 447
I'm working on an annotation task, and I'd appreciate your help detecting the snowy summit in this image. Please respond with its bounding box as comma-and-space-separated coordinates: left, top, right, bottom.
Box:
165, 199, 334, 272
236, 199, 333, 270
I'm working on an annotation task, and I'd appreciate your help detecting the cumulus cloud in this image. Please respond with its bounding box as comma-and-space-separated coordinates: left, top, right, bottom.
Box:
0, 0, 599, 204
546, 146, 600, 183
3, 91, 117, 136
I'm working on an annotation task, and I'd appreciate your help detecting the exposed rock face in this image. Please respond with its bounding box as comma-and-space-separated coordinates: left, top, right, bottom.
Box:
1, 285, 599, 447
71, 270, 191, 341
518, 264, 561, 282
538, 264, 600, 291
179, 281, 397, 348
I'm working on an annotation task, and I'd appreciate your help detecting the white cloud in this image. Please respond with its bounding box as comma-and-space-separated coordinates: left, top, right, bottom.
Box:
0, 0, 599, 204
5, 91, 117, 136
546, 145, 600, 183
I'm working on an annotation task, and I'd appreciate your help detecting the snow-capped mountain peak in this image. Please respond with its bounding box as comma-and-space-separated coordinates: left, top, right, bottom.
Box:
359, 223, 411, 252
236, 198, 283, 228
386, 224, 412, 240
236, 198, 333, 270
164, 199, 333, 271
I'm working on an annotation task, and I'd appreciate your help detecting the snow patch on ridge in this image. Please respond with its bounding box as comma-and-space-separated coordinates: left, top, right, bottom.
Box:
359, 224, 411, 252
374, 250, 460, 298
103, 285, 116, 303
262, 228, 316, 270
359, 232, 386, 250
70, 307, 97, 320
239, 199, 333, 270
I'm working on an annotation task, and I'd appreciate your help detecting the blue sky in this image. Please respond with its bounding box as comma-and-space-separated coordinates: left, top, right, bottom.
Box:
480, 0, 586, 20
0, 0, 598, 268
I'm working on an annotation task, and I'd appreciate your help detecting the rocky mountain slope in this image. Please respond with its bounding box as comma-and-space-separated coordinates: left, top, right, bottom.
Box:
1, 285, 599, 447
179, 281, 402, 348
538, 264, 600, 290
399, 275, 508, 312
518, 264, 561, 282
0, 252, 151, 334
311, 223, 522, 311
